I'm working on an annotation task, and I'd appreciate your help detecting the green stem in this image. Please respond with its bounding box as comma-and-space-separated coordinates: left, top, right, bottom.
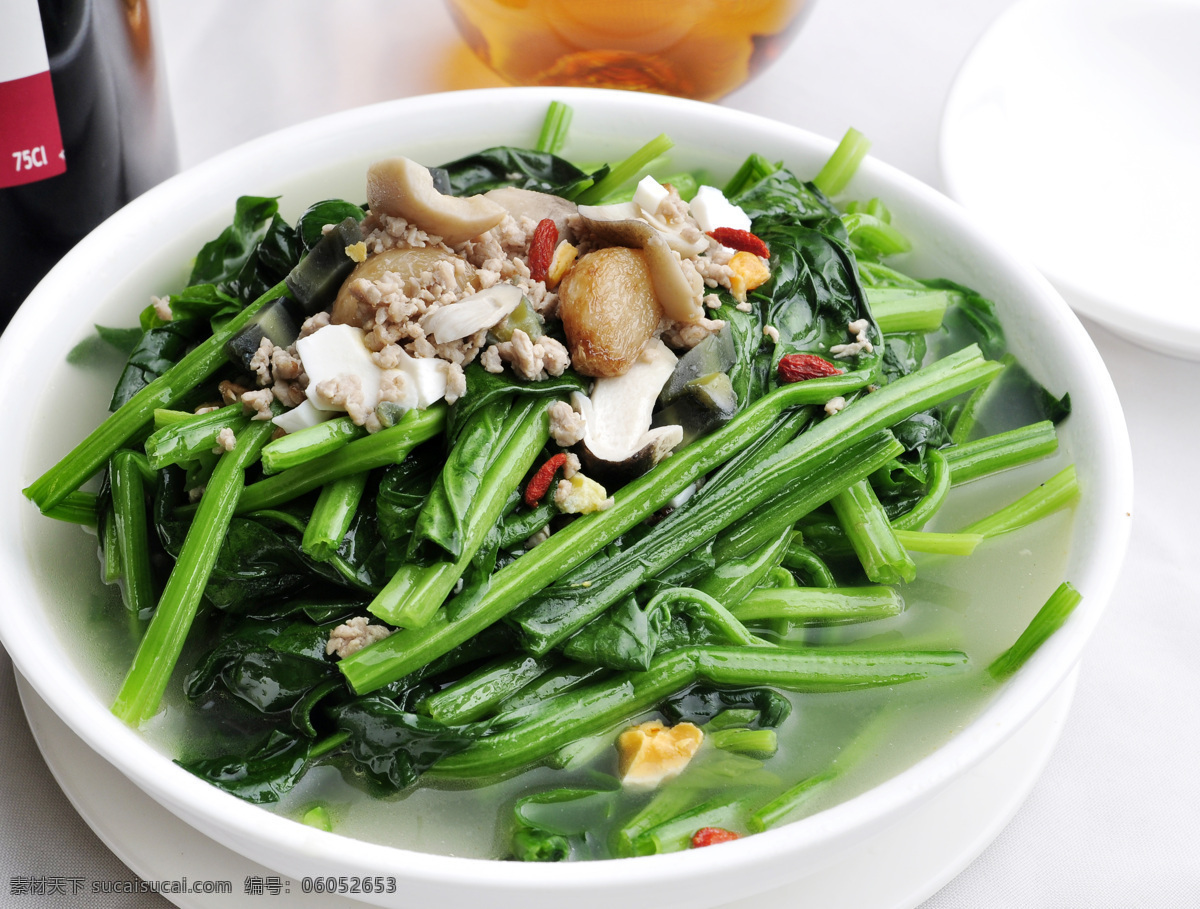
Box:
43, 490, 99, 526
301, 471, 369, 561
891, 448, 950, 531
731, 586, 904, 625
813, 127, 871, 197
709, 727, 778, 758
371, 397, 548, 628
574, 133, 675, 205
112, 416, 278, 725
143, 403, 249, 470
432, 647, 966, 779
894, 529, 983, 556
949, 354, 1012, 444
780, 537, 837, 587
943, 421, 1058, 485
236, 405, 445, 513
830, 479, 916, 585
867, 287, 950, 334
110, 450, 155, 616
24, 280, 289, 512
535, 100, 573, 155
958, 464, 1079, 538
260, 416, 366, 475
421, 655, 558, 725
988, 581, 1082, 680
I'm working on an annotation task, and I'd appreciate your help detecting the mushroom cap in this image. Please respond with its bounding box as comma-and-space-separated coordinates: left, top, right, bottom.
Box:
483, 186, 578, 240
366, 157, 506, 246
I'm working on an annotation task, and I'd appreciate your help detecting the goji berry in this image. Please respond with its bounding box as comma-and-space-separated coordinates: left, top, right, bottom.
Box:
529, 219, 558, 284
707, 227, 769, 259
690, 827, 740, 848
524, 452, 569, 507
778, 353, 844, 383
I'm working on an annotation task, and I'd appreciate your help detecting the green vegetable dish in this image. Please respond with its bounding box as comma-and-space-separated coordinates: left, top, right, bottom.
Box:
27, 102, 1082, 861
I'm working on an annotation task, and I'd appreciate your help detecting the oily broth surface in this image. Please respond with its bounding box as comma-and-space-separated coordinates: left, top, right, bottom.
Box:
28, 449, 1074, 859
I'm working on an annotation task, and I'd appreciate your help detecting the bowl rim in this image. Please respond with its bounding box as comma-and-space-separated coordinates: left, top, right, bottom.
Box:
0, 86, 1133, 890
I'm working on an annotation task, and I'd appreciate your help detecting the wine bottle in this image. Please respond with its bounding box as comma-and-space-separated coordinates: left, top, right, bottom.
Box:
0, 0, 178, 331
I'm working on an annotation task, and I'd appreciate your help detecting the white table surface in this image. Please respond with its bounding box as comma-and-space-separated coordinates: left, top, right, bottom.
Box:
3, 1, 1198, 906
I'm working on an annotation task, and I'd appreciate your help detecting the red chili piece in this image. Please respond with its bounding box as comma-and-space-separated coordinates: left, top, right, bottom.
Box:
706, 227, 770, 259
529, 218, 559, 284
690, 827, 741, 848
778, 353, 844, 384
524, 452, 569, 507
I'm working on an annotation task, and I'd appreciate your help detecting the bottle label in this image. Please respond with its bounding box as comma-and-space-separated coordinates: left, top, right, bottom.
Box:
0, 0, 66, 189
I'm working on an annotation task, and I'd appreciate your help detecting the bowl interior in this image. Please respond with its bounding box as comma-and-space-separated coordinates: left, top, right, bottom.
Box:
0, 87, 1132, 907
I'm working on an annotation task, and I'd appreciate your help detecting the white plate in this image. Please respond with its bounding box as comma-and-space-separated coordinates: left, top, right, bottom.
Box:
940, 0, 1200, 359
16, 668, 1079, 909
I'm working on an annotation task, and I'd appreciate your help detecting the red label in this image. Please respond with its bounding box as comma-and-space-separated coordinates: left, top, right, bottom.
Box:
0, 70, 66, 189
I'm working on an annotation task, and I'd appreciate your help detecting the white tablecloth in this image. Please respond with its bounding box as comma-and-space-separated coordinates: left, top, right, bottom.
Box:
3, 1, 1197, 905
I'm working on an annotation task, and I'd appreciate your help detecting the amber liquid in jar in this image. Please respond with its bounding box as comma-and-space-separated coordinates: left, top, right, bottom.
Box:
445, 0, 810, 101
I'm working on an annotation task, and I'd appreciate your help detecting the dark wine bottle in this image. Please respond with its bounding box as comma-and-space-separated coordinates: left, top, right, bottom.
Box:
0, 0, 177, 332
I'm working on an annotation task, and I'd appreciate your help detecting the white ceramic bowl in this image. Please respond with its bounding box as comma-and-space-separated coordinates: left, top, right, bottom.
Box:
0, 88, 1132, 908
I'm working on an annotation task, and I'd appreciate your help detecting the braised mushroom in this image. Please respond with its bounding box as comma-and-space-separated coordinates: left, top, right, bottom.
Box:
366, 157, 506, 245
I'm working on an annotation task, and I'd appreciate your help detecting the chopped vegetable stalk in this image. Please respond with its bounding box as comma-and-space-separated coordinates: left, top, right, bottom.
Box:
988, 581, 1082, 680
535, 100, 573, 155
301, 472, 369, 561
894, 529, 984, 556
891, 448, 951, 531
109, 450, 155, 616
709, 727, 778, 758
942, 420, 1058, 485
830, 479, 917, 585
143, 403, 250, 470
573, 133, 674, 205
260, 416, 366, 475
812, 127, 871, 197
421, 655, 558, 725
24, 280, 290, 513
235, 405, 446, 513
730, 586, 904, 626
949, 354, 1012, 444
42, 490, 99, 526
112, 416, 278, 725
958, 464, 1079, 538
867, 287, 951, 334
781, 537, 837, 587
431, 647, 967, 779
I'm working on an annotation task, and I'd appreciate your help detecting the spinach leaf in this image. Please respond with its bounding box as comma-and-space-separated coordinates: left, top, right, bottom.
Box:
223, 213, 303, 309
730, 166, 837, 224
375, 447, 441, 568
166, 283, 243, 326
295, 199, 367, 250
412, 396, 513, 561
185, 616, 338, 718
177, 729, 311, 804
437, 147, 593, 197
333, 696, 476, 793
659, 685, 792, 728
188, 196, 281, 287
108, 318, 210, 411
561, 595, 670, 672
447, 362, 586, 444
